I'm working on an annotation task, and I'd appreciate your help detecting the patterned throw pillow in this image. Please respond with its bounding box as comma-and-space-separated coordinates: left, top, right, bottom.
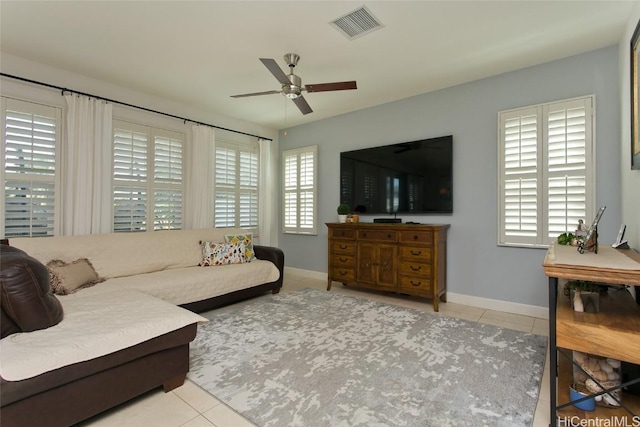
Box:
224, 233, 255, 261
47, 258, 104, 295
199, 241, 246, 266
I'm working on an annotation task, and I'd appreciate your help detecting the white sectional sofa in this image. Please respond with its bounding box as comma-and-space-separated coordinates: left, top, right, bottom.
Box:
0, 228, 284, 427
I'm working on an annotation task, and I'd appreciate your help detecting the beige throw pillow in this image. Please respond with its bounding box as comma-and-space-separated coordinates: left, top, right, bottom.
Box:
47, 258, 103, 295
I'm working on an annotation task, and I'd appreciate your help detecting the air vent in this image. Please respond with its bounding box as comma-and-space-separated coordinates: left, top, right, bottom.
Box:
330, 6, 383, 40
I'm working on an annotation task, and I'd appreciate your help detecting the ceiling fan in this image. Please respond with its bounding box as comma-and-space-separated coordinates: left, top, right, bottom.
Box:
230, 53, 357, 115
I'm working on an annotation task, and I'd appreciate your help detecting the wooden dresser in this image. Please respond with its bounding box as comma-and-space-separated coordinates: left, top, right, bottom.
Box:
326, 223, 449, 311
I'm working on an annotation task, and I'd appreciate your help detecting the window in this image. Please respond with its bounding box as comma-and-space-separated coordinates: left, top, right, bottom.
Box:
1, 97, 61, 237
283, 145, 317, 234
214, 141, 259, 229
498, 96, 594, 247
113, 120, 183, 232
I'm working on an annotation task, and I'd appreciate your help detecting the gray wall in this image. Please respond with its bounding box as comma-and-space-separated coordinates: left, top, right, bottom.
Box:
278, 46, 621, 309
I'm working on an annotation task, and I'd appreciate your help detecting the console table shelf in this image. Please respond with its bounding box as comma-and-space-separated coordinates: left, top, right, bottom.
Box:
543, 243, 640, 426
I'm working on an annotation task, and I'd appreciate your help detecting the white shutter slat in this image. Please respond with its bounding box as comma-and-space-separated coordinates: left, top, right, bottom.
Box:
154, 189, 182, 230
113, 186, 147, 232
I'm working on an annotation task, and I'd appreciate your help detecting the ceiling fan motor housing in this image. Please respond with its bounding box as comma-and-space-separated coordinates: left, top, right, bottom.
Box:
282, 73, 302, 99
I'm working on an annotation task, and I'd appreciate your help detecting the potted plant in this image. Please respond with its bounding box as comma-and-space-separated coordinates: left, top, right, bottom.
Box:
337, 204, 350, 223
563, 280, 606, 313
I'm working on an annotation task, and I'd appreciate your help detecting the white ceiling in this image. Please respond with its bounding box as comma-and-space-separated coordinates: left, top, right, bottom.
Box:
0, 1, 636, 130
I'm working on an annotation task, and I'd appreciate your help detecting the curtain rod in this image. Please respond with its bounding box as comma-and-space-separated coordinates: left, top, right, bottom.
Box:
0, 73, 273, 141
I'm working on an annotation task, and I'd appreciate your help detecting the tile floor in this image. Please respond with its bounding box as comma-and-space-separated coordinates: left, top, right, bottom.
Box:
79, 271, 550, 427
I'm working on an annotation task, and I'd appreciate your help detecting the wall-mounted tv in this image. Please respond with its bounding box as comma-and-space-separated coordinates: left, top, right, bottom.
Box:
340, 135, 453, 215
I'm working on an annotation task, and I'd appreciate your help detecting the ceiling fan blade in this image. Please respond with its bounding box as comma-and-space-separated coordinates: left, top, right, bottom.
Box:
292, 96, 313, 115
260, 58, 291, 85
230, 90, 280, 98
305, 81, 357, 93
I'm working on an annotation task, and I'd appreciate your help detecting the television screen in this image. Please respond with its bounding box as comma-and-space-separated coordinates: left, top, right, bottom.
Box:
340, 135, 453, 215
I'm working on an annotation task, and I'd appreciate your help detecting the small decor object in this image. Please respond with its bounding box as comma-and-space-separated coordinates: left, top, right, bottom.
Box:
563, 280, 605, 313
337, 203, 350, 223
569, 386, 595, 411
556, 232, 575, 246
577, 206, 606, 254
573, 351, 622, 407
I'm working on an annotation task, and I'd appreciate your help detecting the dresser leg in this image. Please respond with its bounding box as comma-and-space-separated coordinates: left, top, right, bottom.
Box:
327, 279, 332, 291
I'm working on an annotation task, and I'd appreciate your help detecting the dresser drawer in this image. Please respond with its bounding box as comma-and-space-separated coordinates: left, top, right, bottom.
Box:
331, 268, 355, 282
330, 228, 356, 239
357, 229, 397, 242
398, 276, 432, 293
332, 241, 355, 254
332, 254, 355, 267
399, 230, 433, 244
399, 246, 432, 261
399, 261, 431, 277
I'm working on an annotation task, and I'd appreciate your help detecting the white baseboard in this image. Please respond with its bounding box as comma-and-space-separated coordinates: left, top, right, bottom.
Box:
285, 266, 327, 281
285, 267, 549, 319
446, 292, 548, 320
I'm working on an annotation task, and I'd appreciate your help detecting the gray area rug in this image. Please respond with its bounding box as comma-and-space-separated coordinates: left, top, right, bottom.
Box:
188, 289, 547, 427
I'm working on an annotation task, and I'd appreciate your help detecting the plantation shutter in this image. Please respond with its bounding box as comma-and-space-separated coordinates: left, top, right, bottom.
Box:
215, 146, 236, 227
500, 107, 540, 245
546, 98, 592, 239
214, 142, 259, 229
283, 146, 317, 234
113, 125, 148, 232
113, 121, 184, 232
299, 151, 315, 230
153, 132, 183, 230
2, 98, 60, 237
239, 151, 258, 228
498, 96, 594, 247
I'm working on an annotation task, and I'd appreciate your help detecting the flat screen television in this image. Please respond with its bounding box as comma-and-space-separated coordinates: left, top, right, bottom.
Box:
340, 135, 453, 215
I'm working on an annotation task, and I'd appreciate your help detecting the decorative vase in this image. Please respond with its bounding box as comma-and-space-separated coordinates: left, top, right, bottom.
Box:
572, 289, 584, 312
338, 214, 347, 223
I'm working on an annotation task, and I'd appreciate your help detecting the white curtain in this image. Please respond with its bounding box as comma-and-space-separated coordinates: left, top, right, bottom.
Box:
184, 124, 215, 229
258, 138, 277, 245
61, 94, 113, 235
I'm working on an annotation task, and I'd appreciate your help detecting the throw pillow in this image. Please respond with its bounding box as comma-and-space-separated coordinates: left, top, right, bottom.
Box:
199, 241, 246, 266
47, 258, 104, 295
224, 233, 255, 261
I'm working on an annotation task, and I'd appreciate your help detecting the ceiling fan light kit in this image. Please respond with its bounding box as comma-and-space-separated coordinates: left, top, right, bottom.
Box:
231, 53, 357, 115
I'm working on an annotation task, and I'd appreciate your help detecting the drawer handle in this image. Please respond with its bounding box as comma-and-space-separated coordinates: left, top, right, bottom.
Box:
339, 270, 348, 276
363, 232, 367, 237
339, 257, 347, 262
340, 231, 345, 236
410, 280, 422, 287
387, 233, 391, 238
413, 234, 418, 240
410, 250, 422, 256
339, 244, 348, 249
410, 265, 422, 272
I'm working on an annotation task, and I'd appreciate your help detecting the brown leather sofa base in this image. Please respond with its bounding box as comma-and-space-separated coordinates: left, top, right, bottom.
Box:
1, 324, 197, 427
